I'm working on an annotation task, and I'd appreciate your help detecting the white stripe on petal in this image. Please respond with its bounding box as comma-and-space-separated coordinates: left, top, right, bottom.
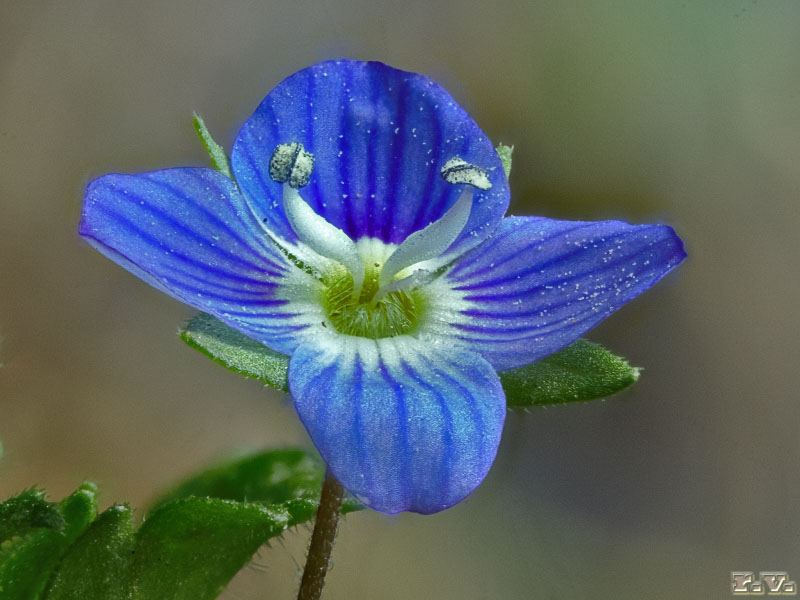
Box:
415, 274, 474, 341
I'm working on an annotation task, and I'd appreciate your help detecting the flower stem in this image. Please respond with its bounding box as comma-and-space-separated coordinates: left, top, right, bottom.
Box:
297, 467, 345, 600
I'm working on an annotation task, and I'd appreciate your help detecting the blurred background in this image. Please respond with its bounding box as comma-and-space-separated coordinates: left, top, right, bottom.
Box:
1, 1, 798, 598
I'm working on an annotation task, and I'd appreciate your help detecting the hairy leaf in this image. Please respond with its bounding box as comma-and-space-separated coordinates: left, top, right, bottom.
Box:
180, 313, 289, 392
496, 144, 513, 178
500, 339, 640, 406
152, 448, 362, 514
0, 489, 63, 542
57, 482, 98, 542
192, 113, 232, 178
137, 448, 361, 598
0, 529, 65, 600
44, 505, 135, 600
131, 498, 290, 600
0, 484, 97, 600
2, 449, 364, 600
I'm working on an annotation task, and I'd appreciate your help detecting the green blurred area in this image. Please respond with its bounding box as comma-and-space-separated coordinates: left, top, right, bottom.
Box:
1, 1, 798, 598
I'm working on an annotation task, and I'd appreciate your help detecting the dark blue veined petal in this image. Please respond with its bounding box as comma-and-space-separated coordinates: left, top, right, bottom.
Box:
288, 335, 506, 514
79, 168, 325, 354
435, 216, 686, 371
231, 60, 509, 254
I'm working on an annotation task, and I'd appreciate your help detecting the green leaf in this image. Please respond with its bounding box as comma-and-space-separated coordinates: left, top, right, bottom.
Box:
0, 529, 65, 600
0, 489, 64, 543
192, 112, 233, 179
44, 505, 135, 600
152, 448, 362, 515
2, 450, 365, 600
57, 482, 98, 542
153, 449, 323, 507
0, 490, 63, 599
0, 485, 96, 600
131, 497, 290, 600
180, 313, 289, 392
139, 449, 361, 598
496, 144, 513, 178
500, 339, 640, 406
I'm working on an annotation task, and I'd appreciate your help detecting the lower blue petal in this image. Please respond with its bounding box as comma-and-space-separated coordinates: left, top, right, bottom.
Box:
79, 168, 319, 354
442, 216, 686, 371
288, 335, 506, 514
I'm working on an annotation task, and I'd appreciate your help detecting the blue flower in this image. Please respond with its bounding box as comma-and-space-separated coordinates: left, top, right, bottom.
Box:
79, 60, 685, 514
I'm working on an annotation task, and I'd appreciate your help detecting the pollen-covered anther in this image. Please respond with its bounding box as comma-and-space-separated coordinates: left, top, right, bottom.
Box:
269, 142, 314, 188
440, 157, 492, 191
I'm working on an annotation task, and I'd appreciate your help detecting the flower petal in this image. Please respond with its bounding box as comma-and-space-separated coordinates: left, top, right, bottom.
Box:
231, 60, 509, 256
79, 168, 323, 354
288, 334, 506, 514
432, 216, 686, 371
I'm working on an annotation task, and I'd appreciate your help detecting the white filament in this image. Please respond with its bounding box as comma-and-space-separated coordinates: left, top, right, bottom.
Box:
283, 185, 365, 296
378, 187, 473, 289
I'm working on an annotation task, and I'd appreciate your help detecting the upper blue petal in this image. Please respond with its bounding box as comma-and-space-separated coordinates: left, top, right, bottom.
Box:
288, 335, 506, 514
441, 216, 686, 371
78, 168, 319, 354
231, 60, 509, 253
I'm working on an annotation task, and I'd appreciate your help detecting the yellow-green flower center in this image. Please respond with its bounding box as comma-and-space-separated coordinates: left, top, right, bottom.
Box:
321, 264, 424, 338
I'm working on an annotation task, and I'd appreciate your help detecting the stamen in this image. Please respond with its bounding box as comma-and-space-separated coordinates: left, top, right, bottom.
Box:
440, 157, 492, 191
283, 185, 365, 296
270, 142, 315, 189
378, 187, 473, 289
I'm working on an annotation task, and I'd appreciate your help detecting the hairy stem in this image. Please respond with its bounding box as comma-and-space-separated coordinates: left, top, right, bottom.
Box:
297, 468, 345, 600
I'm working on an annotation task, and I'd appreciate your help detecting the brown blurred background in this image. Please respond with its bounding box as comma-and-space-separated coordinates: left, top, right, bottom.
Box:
1, 1, 798, 598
